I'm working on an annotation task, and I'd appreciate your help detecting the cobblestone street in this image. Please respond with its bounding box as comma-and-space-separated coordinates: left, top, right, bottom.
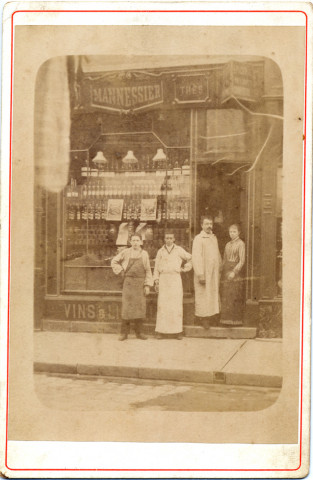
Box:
35, 373, 280, 412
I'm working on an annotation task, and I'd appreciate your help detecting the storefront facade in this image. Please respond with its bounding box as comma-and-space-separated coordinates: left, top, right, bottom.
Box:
34, 56, 283, 338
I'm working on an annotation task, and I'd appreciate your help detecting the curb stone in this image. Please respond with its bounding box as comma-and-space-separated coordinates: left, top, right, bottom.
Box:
34, 362, 282, 388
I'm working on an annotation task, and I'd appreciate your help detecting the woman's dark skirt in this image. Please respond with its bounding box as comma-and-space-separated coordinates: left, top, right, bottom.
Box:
220, 260, 244, 326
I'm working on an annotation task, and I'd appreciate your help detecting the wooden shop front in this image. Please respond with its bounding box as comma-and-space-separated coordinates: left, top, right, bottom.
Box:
34, 56, 283, 338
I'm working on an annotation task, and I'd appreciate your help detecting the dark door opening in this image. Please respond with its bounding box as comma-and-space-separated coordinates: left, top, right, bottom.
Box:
197, 163, 245, 254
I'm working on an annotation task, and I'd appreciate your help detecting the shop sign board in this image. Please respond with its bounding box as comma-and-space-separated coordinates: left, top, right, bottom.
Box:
64, 302, 120, 321
77, 62, 264, 113
85, 77, 163, 113
221, 61, 264, 103
174, 74, 210, 104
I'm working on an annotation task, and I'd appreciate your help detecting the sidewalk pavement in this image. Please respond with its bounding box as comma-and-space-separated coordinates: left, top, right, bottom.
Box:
34, 331, 282, 388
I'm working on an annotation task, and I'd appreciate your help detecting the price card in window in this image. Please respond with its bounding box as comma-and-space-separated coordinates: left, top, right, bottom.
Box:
106, 199, 124, 221
140, 198, 157, 221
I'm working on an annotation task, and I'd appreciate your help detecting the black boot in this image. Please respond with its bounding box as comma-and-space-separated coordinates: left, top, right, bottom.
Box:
135, 319, 147, 340
119, 319, 130, 341
202, 317, 210, 329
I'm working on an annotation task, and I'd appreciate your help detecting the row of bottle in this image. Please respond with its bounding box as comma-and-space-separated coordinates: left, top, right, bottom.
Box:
66, 176, 189, 200
81, 158, 191, 177
65, 227, 190, 258
66, 198, 190, 223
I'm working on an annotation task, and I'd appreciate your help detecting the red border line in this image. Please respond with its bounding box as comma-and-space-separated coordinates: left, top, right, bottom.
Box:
5, 8, 308, 472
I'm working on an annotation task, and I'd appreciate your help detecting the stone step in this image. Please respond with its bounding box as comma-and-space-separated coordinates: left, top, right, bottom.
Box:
42, 319, 257, 339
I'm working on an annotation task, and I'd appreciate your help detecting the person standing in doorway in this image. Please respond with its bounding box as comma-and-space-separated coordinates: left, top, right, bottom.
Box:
111, 233, 153, 341
153, 232, 192, 340
192, 216, 222, 328
220, 224, 245, 326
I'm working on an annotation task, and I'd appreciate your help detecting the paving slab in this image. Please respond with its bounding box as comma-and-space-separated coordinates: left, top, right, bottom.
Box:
221, 338, 282, 376
34, 331, 246, 373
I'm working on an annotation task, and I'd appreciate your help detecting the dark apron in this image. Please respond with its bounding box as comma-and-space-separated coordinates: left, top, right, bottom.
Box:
122, 256, 146, 320
220, 260, 244, 325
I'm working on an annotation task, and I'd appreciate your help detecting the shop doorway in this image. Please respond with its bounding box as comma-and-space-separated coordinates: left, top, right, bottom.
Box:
197, 163, 246, 254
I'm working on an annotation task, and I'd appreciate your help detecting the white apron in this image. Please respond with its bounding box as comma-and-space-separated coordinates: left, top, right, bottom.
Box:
153, 245, 192, 334
192, 232, 222, 317
156, 272, 183, 333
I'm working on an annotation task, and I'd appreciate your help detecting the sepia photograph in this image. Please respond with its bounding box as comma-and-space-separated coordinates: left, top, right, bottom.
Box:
0, 5, 311, 476
33, 54, 283, 414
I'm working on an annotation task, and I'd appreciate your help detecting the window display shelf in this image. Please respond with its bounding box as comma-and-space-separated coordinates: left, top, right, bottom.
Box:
62, 131, 192, 292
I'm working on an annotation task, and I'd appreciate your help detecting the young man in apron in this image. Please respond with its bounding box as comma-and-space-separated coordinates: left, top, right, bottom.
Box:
153, 231, 192, 339
111, 234, 153, 341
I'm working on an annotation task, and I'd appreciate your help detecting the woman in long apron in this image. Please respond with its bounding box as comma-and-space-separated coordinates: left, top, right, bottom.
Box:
153, 232, 192, 339
111, 234, 153, 340
220, 224, 246, 326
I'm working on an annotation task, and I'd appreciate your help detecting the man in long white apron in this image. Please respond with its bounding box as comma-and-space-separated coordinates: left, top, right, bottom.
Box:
192, 216, 222, 328
153, 232, 192, 339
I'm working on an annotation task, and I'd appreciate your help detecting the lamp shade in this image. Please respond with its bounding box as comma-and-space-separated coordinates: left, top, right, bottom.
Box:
152, 148, 166, 162
122, 150, 138, 164
92, 151, 108, 165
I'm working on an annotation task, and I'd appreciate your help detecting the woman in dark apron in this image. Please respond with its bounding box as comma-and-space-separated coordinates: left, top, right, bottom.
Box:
111, 233, 153, 340
220, 224, 246, 326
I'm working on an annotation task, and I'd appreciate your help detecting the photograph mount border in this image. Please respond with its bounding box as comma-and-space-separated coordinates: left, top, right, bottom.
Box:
4, 7, 309, 473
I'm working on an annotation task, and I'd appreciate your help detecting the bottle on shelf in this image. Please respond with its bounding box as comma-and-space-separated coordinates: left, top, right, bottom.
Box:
173, 161, 181, 176
66, 185, 72, 199
181, 201, 187, 221
76, 202, 82, 221
182, 158, 190, 175
178, 201, 184, 221
168, 199, 174, 221
101, 201, 107, 220
145, 155, 150, 171
156, 201, 162, 223
68, 178, 78, 199
82, 184, 88, 200
142, 181, 149, 199
66, 178, 74, 198
91, 167, 98, 177
132, 201, 137, 220
106, 184, 113, 198
122, 199, 128, 221
67, 204, 74, 222
136, 201, 141, 220
95, 181, 100, 198
139, 182, 145, 199
125, 183, 131, 198
95, 203, 101, 220
161, 198, 167, 221
112, 183, 118, 199
91, 180, 96, 197
88, 202, 94, 221
126, 202, 132, 221
117, 180, 123, 198
167, 159, 173, 176
82, 204, 88, 221
81, 160, 90, 178
87, 180, 92, 197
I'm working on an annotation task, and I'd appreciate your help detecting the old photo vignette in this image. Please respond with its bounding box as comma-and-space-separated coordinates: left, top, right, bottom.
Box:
0, 3, 311, 476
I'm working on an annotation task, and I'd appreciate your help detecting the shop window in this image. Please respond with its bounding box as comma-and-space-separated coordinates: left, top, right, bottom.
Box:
62, 131, 191, 293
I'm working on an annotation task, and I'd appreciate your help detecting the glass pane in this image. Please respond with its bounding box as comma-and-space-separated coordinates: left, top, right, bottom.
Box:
62, 133, 192, 292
